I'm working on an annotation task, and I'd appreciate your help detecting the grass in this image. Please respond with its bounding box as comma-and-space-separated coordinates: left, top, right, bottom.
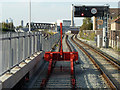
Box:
79, 31, 95, 41
46, 31, 54, 35
81, 37, 91, 41
114, 45, 120, 52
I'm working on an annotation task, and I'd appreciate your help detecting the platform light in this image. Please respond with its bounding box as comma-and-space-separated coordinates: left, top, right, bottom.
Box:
81, 13, 84, 16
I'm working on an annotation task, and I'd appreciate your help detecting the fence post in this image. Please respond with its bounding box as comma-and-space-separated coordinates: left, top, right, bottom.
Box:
40, 32, 42, 51
49, 37, 51, 51
32, 32, 35, 54
46, 38, 48, 51
20, 33, 23, 62
17, 32, 20, 64
0, 35, 2, 74
3, 34, 8, 72
35, 32, 37, 53
26, 33, 28, 58
44, 38, 46, 51
42, 36, 45, 51
23, 32, 26, 60
8, 32, 12, 70
29, 32, 32, 57
47, 38, 48, 51
38, 32, 40, 51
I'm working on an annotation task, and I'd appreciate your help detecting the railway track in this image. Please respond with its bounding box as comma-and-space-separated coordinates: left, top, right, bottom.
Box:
71, 34, 120, 89
75, 35, 120, 69
23, 34, 119, 89
31, 35, 76, 89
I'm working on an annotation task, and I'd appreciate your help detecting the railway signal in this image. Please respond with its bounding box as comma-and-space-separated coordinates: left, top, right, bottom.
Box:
71, 4, 109, 48
81, 13, 84, 16
74, 6, 109, 17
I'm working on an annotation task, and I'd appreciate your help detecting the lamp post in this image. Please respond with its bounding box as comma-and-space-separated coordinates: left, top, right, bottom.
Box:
29, 0, 31, 32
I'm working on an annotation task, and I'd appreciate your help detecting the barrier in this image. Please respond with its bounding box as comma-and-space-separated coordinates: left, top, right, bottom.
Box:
0, 32, 60, 75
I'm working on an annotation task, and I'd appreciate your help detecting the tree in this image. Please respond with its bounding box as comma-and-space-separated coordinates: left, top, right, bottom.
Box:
16, 25, 23, 29
80, 17, 93, 30
2, 22, 15, 32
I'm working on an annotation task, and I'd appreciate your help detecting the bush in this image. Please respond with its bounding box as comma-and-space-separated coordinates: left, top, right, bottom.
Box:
89, 32, 95, 40
79, 31, 95, 41
2, 28, 15, 32
80, 18, 93, 31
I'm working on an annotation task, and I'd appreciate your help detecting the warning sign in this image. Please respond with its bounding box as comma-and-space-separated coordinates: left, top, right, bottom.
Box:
97, 20, 103, 25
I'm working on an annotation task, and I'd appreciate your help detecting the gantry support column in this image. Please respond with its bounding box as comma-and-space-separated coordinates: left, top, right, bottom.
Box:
103, 7, 109, 48
71, 4, 74, 27
93, 16, 96, 30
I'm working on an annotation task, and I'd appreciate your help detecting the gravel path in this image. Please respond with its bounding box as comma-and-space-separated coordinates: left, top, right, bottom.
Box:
68, 34, 109, 88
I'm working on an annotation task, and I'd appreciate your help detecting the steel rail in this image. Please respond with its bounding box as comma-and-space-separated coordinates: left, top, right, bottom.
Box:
65, 35, 76, 89
40, 41, 61, 89
65, 35, 72, 52
71, 35, 117, 89
75, 35, 120, 70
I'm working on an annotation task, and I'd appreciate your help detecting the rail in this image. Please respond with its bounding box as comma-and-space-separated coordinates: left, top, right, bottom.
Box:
71, 35, 117, 89
75, 35, 120, 69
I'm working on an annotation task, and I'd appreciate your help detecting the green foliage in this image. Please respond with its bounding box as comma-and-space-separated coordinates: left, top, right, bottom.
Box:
114, 45, 120, 52
79, 31, 95, 41
16, 25, 23, 28
2, 22, 14, 29
2, 28, 15, 32
80, 17, 93, 31
2, 22, 15, 32
89, 32, 95, 40
46, 31, 54, 35
79, 30, 83, 38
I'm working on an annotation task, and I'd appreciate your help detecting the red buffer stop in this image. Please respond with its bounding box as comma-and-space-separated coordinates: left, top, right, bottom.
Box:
43, 23, 78, 88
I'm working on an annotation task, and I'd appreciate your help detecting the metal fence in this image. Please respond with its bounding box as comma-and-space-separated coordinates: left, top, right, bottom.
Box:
0, 32, 60, 75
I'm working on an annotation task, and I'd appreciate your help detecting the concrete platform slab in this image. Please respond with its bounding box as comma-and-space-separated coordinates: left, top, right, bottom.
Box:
0, 51, 44, 89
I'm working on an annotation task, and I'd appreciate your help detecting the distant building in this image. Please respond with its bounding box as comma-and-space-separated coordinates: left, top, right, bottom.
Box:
93, 8, 120, 30
6, 19, 8, 23
111, 17, 120, 30
69, 27, 79, 34
57, 19, 71, 33
57, 19, 71, 26
8, 18, 13, 23
26, 22, 55, 30
21, 20, 23, 27
108, 8, 120, 30
15, 28, 29, 32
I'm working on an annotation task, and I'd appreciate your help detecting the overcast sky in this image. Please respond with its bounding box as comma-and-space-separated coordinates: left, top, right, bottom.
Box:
0, 0, 120, 26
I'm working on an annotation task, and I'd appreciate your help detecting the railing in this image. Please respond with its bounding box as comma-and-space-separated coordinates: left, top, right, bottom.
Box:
0, 32, 60, 75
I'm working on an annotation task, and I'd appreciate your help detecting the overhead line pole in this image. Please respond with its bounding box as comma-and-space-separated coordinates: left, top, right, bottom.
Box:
29, 0, 31, 32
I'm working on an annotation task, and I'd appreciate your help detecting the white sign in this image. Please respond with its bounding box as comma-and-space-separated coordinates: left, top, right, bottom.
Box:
91, 8, 97, 14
